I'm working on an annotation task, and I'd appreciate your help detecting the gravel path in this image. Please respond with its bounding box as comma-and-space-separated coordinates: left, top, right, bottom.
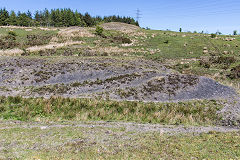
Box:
0, 121, 239, 134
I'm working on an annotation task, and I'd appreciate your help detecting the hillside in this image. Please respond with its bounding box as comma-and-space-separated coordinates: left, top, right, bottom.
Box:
0, 22, 240, 159
0, 23, 239, 99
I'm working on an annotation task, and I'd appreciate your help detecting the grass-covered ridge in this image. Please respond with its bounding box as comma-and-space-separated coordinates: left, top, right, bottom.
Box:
0, 96, 222, 125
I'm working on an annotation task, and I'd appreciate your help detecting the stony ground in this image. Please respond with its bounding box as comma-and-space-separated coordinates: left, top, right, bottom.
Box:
0, 56, 236, 102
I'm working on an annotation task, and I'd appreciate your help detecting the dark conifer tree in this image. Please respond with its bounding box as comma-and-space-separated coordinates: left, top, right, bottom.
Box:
43, 8, 50, 26
0, 8, 9, 25
0, 8, 139, 27
5, 11, 17, 25
17, 12, 30, 26
83, 12, 94, 27
27, 10, 32, 19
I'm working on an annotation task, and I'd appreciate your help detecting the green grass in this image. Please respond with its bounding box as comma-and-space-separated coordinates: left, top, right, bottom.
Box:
0, 96, 222, 126
0, 27, 58, 49
0, 28, 57, 38
135, 131, 240, 160
68, 28, 240, 86
139, 30, 239, 59
0, 125, 239, 160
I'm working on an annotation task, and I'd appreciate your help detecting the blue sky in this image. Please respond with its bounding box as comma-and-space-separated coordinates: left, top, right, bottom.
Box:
0, 0, 239, 34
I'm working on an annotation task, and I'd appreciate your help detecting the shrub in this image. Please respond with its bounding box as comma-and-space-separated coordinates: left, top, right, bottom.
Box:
199, 59, 211, 68
0, 33, 18, 49
233, 30, 238, 35
199, 56, 236, 70
111, 36, 132, 44
174, 63, 191, 73
164, 40, 169, 44
95, 26, 104, 36
27, 34, 52, 46
210, 56, 236, 66
8, 31, 17, 37
228, 65, 240, 79
211, 34, 216, 38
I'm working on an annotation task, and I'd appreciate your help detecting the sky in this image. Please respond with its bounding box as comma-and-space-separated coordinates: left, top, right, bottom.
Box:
0, 0, 240, 34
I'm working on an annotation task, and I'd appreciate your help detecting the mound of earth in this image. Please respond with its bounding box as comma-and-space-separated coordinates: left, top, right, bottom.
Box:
0, 56, 236, 102
101, 22, 140, 33
58, 27, 95, 38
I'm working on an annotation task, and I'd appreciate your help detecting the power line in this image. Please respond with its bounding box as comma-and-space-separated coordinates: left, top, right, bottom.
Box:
142, 0, 240, 14
141, 1, 240, 19
149, 8, 240, 19
135, 1, 240, 34
136, 8, 142, 22
143, 0, 239, 11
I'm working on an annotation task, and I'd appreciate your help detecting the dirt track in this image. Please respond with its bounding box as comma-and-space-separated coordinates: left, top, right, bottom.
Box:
1, 120, 239, 134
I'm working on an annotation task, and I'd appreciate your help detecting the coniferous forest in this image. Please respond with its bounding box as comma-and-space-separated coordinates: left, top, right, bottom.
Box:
0, 8, 139, 27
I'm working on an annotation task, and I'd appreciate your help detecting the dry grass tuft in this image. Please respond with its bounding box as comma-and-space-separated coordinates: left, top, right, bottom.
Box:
101, 22, 139, 33
26, 41, 82, 52
0, 96, 222, 126
0, 48, 24, 56
59, 27, 95, 38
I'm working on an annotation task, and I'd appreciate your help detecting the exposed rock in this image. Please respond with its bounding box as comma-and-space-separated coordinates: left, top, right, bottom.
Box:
0, 57, 236, 102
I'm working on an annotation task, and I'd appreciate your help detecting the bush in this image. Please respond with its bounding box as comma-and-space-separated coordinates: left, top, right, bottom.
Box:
228, 65, 240, 79
8, 31, 17, 37
211, 34, 217, 38
111, 36, 132, 44
199, 56, 236, 70
210, 56, 236, 66
233, 30, 238, 35
0, 33, 18, 49
199, 59, 211, 68
174, 63, 191, 73
27, 34, 52, 46
164, 40, 169, 44
95, 26, 104, 36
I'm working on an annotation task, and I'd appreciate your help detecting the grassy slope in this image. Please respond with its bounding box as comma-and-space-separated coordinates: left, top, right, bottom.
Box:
1, 125, 239, 159
0, 25, 240, 159
139, 30, 240, 59
0, 27, 58, 49
112, 29, 240, 91
135, 30, 240, 90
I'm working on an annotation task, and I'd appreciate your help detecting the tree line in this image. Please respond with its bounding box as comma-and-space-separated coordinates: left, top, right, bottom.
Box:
0, 8, 139, 27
